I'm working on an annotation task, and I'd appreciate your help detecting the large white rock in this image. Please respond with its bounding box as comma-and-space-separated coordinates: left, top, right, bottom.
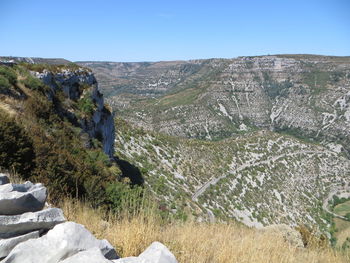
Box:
0, 174, 9, 185
0, 182, 47, 215
0, 231, 40, 258
59, 248, 112, 263
0, 208, 65, 238
2, 221, 118, 263
113, 242, 177, 263
139, 242, 177, 263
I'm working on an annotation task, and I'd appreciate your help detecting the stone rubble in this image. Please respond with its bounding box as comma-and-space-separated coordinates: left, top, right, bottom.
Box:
0, 174, 178, 263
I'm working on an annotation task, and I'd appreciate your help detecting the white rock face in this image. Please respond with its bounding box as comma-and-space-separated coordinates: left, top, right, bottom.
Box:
0, 174, 9, 185
2, 222, 118, 263
0, 208, 65, 238
0, 182, 47, 215
113, 242, 178, 263
0, 230, 40, 258
60, 248, 112, 263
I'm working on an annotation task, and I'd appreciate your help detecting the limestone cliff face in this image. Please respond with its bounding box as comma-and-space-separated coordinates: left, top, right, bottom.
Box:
33, 69, 115, 157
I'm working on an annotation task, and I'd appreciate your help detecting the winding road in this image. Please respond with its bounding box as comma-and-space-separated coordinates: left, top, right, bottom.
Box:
191, 150, 326, 201
322, 188, 350, 220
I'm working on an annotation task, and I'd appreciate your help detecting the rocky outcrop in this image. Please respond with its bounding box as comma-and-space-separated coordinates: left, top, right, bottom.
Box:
3, 222, 117, 263
0, 208, 65, 238
33, 68, 115, 158
0, 174, 177, 262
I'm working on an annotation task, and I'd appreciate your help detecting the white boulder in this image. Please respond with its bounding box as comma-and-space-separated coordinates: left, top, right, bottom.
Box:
139, 242, 178, 263
0, 230, 40, 258
113, 242, 178, 263
0, 182, 47, 215
0, 208, 65, 238
2, 221, 118, 263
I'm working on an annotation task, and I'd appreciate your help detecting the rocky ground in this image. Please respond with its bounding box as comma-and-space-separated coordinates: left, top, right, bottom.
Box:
0, 173, 178, 263
114, 119, 350, 233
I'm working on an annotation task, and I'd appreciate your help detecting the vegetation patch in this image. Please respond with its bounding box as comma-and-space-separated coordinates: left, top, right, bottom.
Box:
262, 72, 293, 99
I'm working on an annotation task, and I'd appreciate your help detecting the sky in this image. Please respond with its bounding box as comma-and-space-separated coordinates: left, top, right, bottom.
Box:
0, 0, 349, 62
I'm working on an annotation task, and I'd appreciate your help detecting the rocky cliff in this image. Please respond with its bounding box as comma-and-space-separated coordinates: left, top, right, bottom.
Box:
33, 68, 115, 158
0, 60, 123, 205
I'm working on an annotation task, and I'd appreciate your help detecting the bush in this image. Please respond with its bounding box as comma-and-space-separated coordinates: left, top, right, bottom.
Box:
106, 181, 144, 214
0, 66, 17, 85
22, 75, 48, 93
77, 94, 95, 115
0, 75, 11, 90
345, 212, 350, 221
0, 111, 35, 176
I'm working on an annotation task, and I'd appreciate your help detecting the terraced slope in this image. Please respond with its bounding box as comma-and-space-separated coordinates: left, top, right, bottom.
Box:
114, 119, 350, 233
79, 55, 350, 155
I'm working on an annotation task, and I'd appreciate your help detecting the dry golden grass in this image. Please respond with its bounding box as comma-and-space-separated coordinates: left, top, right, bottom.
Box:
60, 198, 350, 263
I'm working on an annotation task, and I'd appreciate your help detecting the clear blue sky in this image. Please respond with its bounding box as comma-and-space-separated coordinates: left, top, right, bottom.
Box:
1, 0, 349, 61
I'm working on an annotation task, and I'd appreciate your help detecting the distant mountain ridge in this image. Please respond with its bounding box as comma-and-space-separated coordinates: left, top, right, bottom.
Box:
77, 54, 350, 156
0, 56, 71, 65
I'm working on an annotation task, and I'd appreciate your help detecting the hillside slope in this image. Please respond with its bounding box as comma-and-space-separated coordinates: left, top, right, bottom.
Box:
79, 55, 350, 154
0, 61, 123, 206
114, 119, 350, 234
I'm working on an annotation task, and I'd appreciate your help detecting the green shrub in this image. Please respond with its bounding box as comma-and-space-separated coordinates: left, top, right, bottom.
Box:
77, 94, 95, 115
22, 75, 48, 93
106, 181, 144, 214
262, 74, 293, 99
0, 75, 11, 90
0, 66, 17, 85
0, 111, 35, 176
345, 212, 350, 221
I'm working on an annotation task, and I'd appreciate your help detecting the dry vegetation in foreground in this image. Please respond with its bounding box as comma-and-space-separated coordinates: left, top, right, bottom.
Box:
60, 198, 350, 263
